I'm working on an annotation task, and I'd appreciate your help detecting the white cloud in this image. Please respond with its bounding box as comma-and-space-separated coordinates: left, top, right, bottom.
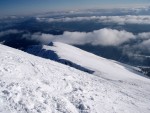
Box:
137, 39, 150, 51
36, 16, 98, 23
100, 15, 150, 25
136, 32, 150, 51
36, 15, 150, 25
122, 33, 150, 58
0, 29, 23, 37
138, 32, 150, 39
30, 28, 135, 46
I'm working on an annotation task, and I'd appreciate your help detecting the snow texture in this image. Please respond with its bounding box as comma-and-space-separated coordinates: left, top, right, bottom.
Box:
0, 43, 150, 113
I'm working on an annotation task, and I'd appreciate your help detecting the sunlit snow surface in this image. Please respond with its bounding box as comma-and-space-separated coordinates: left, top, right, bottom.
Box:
0, 43, 150, 113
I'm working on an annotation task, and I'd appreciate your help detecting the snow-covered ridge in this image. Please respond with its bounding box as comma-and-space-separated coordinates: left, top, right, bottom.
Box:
27, 42, 148, 81
0, 44, 150, 113
26, 43, 94, 74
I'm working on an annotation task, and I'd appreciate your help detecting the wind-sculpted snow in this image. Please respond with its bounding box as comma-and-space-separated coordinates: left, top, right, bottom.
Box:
0, 44, 150, 113
26, 44, 94, 74
27, 42, 149, 81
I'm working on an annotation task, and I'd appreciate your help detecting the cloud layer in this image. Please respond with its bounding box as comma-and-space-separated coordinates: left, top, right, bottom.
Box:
0, 29, 23, 37
36, 15, 150, 25
24, 28, 150, 59
29, 28, 135, 46
1, 28, 149, 60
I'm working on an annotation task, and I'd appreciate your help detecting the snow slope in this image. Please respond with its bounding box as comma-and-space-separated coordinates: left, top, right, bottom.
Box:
0, 44, 150, 113
27, 42, 148, 81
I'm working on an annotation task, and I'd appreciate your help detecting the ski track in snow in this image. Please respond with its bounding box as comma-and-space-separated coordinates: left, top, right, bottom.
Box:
0, 44, 150, 113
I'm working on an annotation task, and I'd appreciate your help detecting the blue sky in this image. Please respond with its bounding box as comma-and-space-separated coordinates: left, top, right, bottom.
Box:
0, 0, 150, 15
